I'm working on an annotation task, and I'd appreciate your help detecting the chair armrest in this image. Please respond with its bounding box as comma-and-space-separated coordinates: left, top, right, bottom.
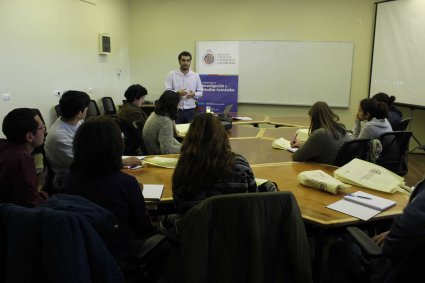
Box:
130, 233, 167, 260
346, 226, 383, 257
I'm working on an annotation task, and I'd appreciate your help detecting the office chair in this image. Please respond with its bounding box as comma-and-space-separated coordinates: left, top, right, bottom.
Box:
334, 138, 370, 167
101, 97, 117, 116
87, 100, 101, 117
392, 118, 411, 131
174, 192, 313, 283
112, 118, 143, 155
54, 104, 61, 118
133, 120, 148, 155
376, 131, 412, 176
0, 199, 125, 283
342, 226, 424, 283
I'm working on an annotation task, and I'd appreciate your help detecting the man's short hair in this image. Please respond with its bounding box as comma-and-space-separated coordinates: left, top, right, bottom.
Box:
124, 84, 148, 102
2, 108, 38, 143
178, 51, 192, 61
59, 90, 90, 119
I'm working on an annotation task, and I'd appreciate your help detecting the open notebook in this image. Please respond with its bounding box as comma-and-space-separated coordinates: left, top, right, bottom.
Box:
327, 191, 396, 221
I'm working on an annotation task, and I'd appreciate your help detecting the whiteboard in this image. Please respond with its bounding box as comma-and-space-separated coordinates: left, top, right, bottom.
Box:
235, 41, 353, 107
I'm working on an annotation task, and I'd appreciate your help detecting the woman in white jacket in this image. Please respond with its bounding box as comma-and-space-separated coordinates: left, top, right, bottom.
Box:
353, 98, 393, 139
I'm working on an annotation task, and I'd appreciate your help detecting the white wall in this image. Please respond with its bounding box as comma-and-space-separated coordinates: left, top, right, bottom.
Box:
127, 0, 425, 146
0, 0, 130, 135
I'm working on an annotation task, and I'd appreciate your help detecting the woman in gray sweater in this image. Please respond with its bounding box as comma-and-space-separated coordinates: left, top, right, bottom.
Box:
142, 90, 181, 154
292, 101, 350, 165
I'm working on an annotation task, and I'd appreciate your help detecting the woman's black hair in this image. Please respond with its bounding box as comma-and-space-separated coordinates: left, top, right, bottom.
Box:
71, 116, 123, 178
154, 90, 180, 120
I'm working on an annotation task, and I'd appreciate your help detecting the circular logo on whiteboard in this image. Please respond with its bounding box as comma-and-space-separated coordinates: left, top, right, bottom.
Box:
203, 49, 215, 65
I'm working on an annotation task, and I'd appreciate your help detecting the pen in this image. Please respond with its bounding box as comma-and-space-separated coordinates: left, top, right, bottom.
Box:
291, 133, 298, 146
349, 194, 372, 200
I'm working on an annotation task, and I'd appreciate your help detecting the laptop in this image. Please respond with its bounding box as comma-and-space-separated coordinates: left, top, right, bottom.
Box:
222, 104, 233, 115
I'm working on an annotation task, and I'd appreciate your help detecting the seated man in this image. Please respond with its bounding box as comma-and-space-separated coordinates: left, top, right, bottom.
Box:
0, 108, 48, 207
45, 90, 91, 190
117, 84, 149, 126
45, 90, 141, 191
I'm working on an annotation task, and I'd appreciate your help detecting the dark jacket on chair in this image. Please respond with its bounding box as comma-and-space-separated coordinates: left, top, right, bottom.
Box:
177, 192, 312, 283
0, 195, 124, 283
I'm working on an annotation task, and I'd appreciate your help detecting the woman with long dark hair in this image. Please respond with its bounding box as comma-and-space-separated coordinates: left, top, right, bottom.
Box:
61, 116, 154, 257
292, 101, 350, 165
172, 113, 257, 213
142, 90, 181, 154
353, 98, 392, 139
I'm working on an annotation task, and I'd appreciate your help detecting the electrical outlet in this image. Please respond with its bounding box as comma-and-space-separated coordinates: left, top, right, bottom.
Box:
88, 87, 94, 94
53, 90, 61, 96
2, 93, 11, 101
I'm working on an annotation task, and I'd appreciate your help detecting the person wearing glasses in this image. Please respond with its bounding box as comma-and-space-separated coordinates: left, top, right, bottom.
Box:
0, 108, 48, 207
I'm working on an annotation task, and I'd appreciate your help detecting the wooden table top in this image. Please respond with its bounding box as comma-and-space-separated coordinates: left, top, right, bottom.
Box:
260, 126, 306, 140
126, 161, 409, 228
230, 138, 293, 164
231, 113, 269, 125
268, 115, 310, 127
228, 125, 261, 138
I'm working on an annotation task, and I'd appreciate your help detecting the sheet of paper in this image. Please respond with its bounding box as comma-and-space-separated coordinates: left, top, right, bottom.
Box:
327, 199, 381, 221
142, 184, 164, 200
143, 156, 178, 168
233, 117, 253, 121
175, 123, 190, 135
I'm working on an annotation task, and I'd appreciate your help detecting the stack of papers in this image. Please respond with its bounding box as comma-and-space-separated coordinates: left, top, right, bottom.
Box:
143, 156, 178, 168
327, 191, 396, 221
272, 137, 298, 153
175, 123, 190, 136
295, 129, 309, 142
142, 184, 164, 200
233, 116, 253, 121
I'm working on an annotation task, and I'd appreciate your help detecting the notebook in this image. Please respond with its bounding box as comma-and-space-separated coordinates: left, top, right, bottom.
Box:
271, 137, 298, 153
142, 184, 164, 200
326, 191, 396, 221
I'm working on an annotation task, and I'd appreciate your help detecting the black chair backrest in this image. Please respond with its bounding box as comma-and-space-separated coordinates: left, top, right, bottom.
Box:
177, 192, 313, 283
376, 131, 412, 176
87, 100, 100, 117
113, 118, 142, 155
392, 118, 411, 131
133, 120, 147, 155
101, 97, 117, 115
54, 104, 62, 118
334, 138, 370, 167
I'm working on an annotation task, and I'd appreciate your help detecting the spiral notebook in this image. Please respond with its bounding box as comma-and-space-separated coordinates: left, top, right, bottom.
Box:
326, 191, 396, 221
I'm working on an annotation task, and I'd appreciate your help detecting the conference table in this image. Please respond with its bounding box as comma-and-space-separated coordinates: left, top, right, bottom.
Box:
125, 119, 409, 282
126, 123, 409, 228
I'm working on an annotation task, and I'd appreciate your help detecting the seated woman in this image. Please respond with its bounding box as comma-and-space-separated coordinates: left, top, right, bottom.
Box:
172, 113, 257, 213
61, 116, 154, 258
372, 92, 402, 129
118, 84, 149, 126
292, 101, 350, 165
142, 90, 181, 155
353, 98, 393, 139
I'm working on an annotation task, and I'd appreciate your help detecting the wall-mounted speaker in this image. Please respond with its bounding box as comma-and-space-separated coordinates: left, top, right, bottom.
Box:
99, 33, 111, 55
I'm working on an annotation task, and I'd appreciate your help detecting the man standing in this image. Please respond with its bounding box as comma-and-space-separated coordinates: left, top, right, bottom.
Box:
165, 51, 203, 124
0, 108, 48, 207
